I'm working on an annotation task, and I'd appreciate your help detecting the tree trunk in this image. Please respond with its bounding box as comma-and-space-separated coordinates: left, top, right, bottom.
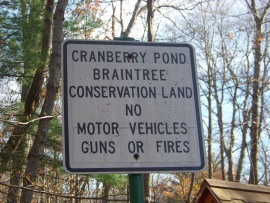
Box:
207, 73, 213, 179
143, 1, 154, 202
111, 2, 116, 38
102, 183, 111, 203
245, 0, 270, 185
20, 0, 68, 202
122, 0, 142, 37
226, 73, 238, 182
187, 173, 195, 203
7, 137, 28, 203
147, 0, 154, 42
213, 77, 226, 180
143, 174, 151, 203
235, 110, 248, 182
235, 41, 252, 182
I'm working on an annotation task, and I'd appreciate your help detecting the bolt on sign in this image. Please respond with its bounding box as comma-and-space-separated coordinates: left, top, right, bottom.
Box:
61, 40, 206, 173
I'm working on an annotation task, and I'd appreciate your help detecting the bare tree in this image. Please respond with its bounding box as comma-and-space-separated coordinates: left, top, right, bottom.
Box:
164, 0, 269, 182
245, 0, 270, 185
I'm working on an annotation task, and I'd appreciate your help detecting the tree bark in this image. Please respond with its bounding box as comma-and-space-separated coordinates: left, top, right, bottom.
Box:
122, 0, 142, 37
102, 183, 111, 203
245, 0, 270, 185
187, 173, 195, 203
147, 0, 154, 41
207, 81, 213, 179
7, 140, 26, 203
212, 55, 226, 180
143, 1, 154, 202
20, 0, 68, 202
143, 174, 151, 203
235, 37, 252, 182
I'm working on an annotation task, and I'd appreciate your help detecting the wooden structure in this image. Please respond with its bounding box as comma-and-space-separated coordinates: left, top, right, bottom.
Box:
192, 178, 270, 203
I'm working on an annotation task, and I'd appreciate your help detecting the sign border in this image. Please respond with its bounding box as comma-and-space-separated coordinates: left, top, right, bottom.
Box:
62, 40, 205, 173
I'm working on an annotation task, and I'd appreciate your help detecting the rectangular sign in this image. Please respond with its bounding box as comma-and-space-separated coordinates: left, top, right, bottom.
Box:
62, 40, 205, 173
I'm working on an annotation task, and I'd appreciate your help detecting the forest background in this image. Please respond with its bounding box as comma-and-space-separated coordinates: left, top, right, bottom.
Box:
0, 0, 270, 202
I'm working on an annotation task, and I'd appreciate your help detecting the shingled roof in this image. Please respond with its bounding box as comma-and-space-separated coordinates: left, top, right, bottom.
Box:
192, 178, 270, 203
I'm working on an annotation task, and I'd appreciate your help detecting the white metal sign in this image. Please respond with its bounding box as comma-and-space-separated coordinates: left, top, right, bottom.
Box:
62, 40, 205, 173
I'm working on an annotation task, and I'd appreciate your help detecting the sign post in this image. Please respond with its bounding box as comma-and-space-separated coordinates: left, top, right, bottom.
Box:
129, 174, 144, 203
113, 37, 145, 203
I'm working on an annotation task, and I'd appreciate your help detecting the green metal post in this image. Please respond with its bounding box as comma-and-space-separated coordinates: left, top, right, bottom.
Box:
129, 174, 145, 203
113, 36, 144, 203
